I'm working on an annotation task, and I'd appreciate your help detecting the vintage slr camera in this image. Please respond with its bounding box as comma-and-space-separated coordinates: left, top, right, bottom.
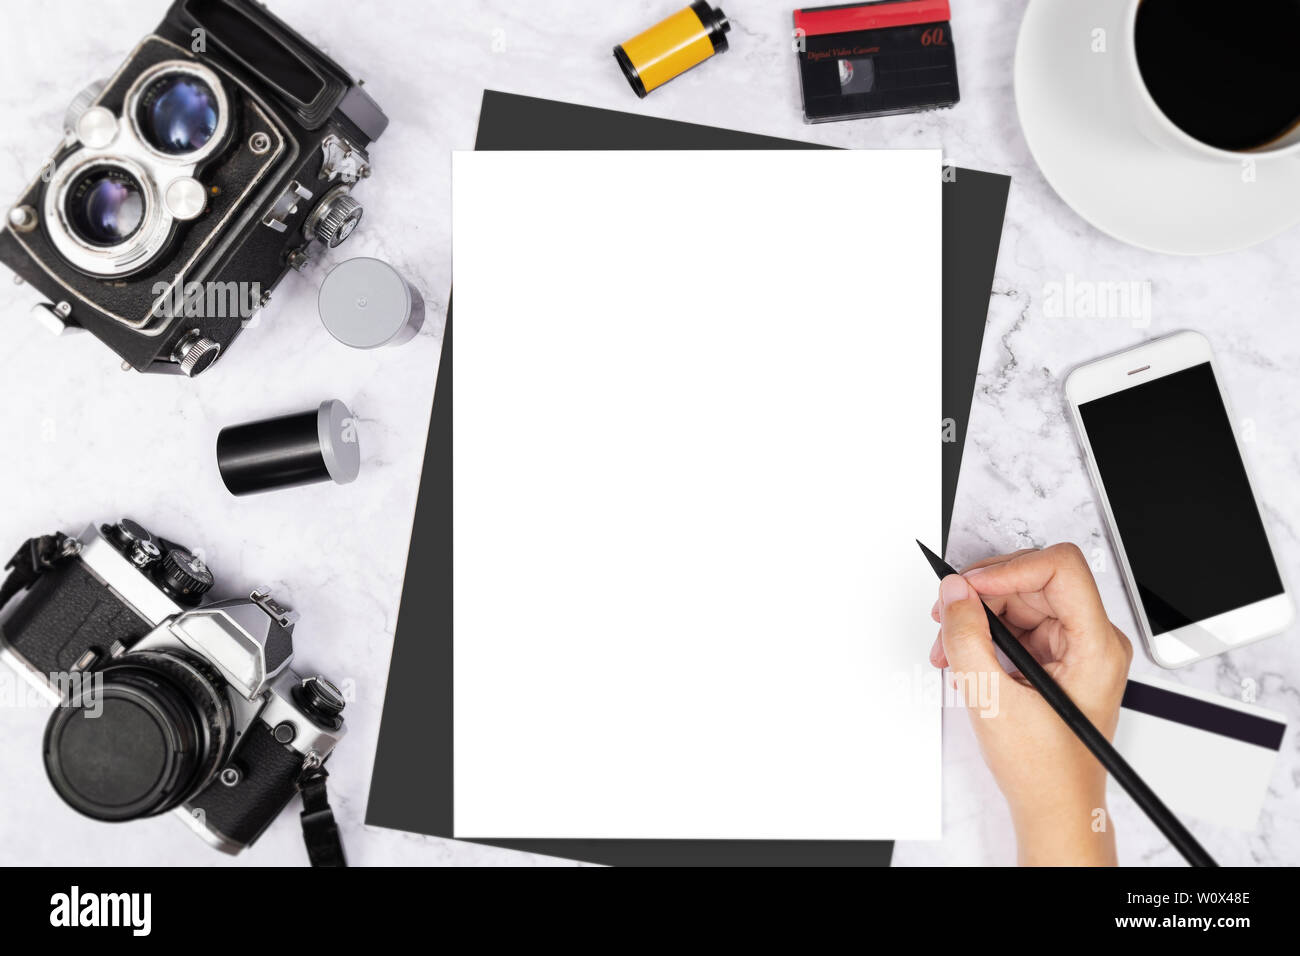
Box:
0, 0, 387, 376
0, 520, 346, 856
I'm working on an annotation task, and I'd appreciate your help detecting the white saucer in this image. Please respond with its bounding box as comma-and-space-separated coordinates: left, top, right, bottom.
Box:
1014, 0, 1300, 255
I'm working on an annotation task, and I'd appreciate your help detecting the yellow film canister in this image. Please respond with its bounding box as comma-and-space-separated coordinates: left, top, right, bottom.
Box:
614, 2, 731, 98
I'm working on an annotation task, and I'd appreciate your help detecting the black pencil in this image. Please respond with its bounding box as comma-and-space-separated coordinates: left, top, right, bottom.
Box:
916, 540, 1217, 868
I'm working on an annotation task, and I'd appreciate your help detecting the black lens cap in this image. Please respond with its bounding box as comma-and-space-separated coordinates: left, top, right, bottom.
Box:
44, 659, 223, 821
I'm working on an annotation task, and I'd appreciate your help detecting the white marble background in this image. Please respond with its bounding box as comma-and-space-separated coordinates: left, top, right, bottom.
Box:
0, 0, 1294, 866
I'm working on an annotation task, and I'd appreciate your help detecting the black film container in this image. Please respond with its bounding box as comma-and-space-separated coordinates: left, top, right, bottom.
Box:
216, 399, 360, 496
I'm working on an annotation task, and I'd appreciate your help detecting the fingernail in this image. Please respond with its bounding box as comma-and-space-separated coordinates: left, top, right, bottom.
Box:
928, 634, 944, 665
940, 574, 969, 607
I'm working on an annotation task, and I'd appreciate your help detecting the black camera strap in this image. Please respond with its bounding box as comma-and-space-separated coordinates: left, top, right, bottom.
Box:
0, 533, 71, 611
299, 763, 347, 867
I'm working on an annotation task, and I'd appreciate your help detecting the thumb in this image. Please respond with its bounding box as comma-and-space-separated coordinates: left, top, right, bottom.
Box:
938, 574, 1004, 677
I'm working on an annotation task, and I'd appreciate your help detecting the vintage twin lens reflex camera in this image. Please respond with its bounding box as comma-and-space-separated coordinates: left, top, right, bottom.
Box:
0, 0, 388, 376
0, 520, 346, 854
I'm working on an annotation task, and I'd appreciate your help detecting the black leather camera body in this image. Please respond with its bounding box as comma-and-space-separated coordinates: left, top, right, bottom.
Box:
0, 521, 347, 855
0, 0, 387, 376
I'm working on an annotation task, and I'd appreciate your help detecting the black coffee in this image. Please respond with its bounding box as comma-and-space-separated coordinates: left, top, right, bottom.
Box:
1135, 0, 1300, 151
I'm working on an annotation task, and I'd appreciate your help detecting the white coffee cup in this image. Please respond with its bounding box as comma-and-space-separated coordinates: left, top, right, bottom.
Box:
1117, 0, 1300, 163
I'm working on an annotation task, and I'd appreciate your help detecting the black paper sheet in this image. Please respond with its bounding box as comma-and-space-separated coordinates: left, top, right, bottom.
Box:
366, 91, 1011, 866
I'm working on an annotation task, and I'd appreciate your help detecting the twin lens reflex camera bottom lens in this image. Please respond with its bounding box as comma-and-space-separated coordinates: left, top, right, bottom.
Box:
65, 166, 145, 247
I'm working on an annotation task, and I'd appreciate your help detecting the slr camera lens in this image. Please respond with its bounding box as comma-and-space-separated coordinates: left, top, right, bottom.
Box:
136, 72, 219, 155
65, 166, 145, 247
43, 654, 230, 821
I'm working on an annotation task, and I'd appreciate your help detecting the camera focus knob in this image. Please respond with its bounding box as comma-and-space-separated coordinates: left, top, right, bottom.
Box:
63, 79, 106, 135
160, 549, 214, 602
307, 189, 363, 248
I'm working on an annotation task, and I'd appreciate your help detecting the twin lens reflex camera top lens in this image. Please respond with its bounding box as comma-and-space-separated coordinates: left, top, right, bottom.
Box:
136, 72, 219, 155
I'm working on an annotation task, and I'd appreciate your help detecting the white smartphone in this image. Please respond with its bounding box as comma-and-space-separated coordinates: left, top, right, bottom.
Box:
1065, 331, 1294, 669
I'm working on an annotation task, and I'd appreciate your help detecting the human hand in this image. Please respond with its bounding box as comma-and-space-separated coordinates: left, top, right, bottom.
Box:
927, 544, 1133, 866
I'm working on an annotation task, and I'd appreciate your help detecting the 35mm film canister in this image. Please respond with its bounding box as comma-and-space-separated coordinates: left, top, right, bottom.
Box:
217, 400, 360, 496
614, 2, 731, 98
318, 257, 425, 350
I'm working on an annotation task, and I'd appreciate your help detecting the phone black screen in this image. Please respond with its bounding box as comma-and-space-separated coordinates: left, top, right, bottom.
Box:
1078, 362, 1284, 635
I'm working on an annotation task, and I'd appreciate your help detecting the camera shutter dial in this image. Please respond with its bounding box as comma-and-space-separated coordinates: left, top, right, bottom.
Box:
160, 549, 214, 601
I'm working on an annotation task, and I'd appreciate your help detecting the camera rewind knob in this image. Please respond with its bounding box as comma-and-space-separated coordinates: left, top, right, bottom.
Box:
298, 676, 346, 725
110, 519, 162, 567
115, 518, 154, 547
159, 549, 214, 602
128, 539, 162, 569
306, 189, 363, 248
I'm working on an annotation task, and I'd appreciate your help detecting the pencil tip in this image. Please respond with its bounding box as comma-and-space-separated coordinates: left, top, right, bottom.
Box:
915, 539, 948, 578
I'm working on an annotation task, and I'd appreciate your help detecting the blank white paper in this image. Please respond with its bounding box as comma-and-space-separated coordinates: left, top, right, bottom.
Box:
452, 150, 942, 840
